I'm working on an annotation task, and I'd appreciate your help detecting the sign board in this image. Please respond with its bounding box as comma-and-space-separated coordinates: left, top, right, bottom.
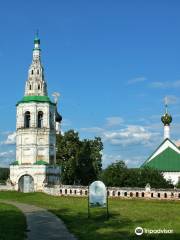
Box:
89, 181, 107, 207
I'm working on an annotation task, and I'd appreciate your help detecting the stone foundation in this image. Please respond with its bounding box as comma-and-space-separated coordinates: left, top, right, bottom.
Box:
10, 165, 60, 192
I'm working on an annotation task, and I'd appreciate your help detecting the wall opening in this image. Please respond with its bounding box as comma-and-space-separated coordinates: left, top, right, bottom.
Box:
24, 111, 31, 128
38, 111, 43, 128
18, 175, 34, 193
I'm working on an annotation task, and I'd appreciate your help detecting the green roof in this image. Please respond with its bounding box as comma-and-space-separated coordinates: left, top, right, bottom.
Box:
34, 160, 48, 165
16, 96, 55, 106
143, 147, 180, 172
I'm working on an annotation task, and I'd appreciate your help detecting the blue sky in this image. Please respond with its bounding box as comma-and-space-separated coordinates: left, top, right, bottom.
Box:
1, 0, 180, 168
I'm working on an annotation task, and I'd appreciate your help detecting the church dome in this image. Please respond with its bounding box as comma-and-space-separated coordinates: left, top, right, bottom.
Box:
161, 113, 172, 126
56, 109, 62, 123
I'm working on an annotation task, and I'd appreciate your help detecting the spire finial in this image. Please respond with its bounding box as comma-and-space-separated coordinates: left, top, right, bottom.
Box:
34, 30, 40, 49
161, 96, 172, 127
35, 29, 39, 39
164, 96, 168, 114
52, 92, 60, 104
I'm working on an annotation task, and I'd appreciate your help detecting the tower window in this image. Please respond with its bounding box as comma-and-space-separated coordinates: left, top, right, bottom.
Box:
24, 111, 30, 128
37, 70, 39, 74
38, 111, 43, 128
31, 70, 33, 75
29, 85, 31, 90
38, 84, 40, 90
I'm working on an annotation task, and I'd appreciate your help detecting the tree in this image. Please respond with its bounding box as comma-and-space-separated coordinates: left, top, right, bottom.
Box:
56, 130, 80, 184
100, 160, 173, 188
137, 166, 173, 188
100, 160, 127, 187
56, 130, 103, 185
0, 168, 9, 183
77, 138, 103, 185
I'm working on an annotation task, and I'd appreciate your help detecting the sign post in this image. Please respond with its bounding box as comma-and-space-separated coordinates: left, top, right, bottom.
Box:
88, 181, 109, 219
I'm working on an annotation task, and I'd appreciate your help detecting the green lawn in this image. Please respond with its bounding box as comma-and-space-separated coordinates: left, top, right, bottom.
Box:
0, 202, 26, 240
0, 191, 180, 240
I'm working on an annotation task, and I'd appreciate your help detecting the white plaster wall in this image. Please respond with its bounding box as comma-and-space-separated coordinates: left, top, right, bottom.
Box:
163, 172, 180, 185
10, 165, 60, 191
16, 102, 56, 164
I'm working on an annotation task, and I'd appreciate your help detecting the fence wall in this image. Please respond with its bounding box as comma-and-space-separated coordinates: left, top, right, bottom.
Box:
43, 185, 180, 200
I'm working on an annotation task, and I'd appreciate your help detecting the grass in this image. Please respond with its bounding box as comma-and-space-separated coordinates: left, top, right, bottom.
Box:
0, 191, 180, 240
0, 202, 26, 240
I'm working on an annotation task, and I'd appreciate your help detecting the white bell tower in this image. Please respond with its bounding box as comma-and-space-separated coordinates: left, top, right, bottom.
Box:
10, 34, 62, 192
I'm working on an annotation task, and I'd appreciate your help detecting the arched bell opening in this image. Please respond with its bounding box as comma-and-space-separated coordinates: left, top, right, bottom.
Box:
24, 111, 31, 128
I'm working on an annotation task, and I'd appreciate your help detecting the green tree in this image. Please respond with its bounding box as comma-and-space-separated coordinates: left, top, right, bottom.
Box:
100, 160, 173, 188
100, 160, 127, 186
77, 138, 103, 185
56, 130, 103, 185
0, 168, 9, 183
56, 130, 80, 184
138, 167, 173, 188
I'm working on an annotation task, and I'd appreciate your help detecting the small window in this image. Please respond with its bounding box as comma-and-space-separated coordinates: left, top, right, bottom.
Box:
118, 191, 120, 196
29, 84, 31, 90
38, 111, 43, 128
136, 192, 139, 197
124, 192, 127, 197
151, 193, 153, 198
158, 193, 160, 198
31, 70, 33, 75
38, 84, 40, 90
65, 189, 67, 194
37, 70, 39, 74
141, 192, 144, 197
164, 193, 167, 198
50, 112, 54, 129
24, 111, 30, 128
130, 192, 133, 197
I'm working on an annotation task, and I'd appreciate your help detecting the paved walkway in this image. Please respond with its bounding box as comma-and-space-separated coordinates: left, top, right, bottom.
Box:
0, 200, 77, 240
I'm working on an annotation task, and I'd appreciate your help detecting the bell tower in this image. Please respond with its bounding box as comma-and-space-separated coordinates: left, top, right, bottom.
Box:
10, 34, 62, 192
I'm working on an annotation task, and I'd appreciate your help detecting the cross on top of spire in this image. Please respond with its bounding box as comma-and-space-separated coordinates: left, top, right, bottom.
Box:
164, 96, 168, 114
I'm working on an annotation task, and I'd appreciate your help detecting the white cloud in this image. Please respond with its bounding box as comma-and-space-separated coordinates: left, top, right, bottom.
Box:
163, 95, 179, 105
128, 76, 147, 85
0, 150, 15, 167
103, 125, 158, 146
105, 117, 124, 127
80, 127, 104, 133
0, 150, 14, 158
1, 132, 16, 145
102, 153, 145, 168
102, 154, 122, 168
151, 80, 180, 89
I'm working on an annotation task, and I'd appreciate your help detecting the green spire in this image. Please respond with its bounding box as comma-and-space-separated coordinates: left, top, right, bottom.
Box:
34, 30, 40, 45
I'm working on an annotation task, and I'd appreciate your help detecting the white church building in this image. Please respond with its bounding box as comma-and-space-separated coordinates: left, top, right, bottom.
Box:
10, 35, 62, 192
143, 103, 180, 185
